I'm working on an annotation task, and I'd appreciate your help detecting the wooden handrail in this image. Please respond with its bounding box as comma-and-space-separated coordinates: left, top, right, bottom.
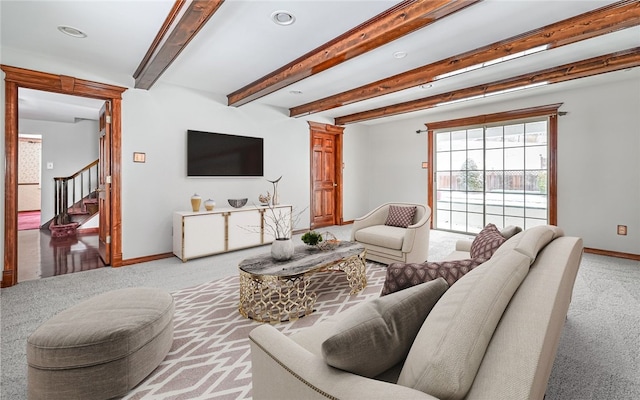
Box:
51, 159, 100, 227
53, 159, 99, 181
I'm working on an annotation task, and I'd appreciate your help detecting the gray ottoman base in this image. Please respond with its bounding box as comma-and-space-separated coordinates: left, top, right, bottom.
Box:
27, 287, 175, 400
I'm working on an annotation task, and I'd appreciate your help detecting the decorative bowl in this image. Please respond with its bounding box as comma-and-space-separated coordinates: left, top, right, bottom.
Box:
317, 232, 340, 250
228, 198, 248, 208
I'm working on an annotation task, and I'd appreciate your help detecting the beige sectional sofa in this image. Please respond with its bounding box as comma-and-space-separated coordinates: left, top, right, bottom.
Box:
249, 226, 584, 400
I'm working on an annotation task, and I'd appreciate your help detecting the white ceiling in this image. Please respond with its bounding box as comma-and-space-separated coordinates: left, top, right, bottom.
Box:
18, 88, 105, 123
1, 0, 637, 125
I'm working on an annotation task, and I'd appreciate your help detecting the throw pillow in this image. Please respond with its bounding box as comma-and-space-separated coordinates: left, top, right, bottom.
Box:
397, 250, 531, 400
381, 259, 485, 296
385, 205, 417, 228
470, 223, 506, 260
321, 278, 448, 378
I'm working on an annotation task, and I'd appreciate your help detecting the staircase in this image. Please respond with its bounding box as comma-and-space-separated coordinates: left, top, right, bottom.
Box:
46, 160, 100, 238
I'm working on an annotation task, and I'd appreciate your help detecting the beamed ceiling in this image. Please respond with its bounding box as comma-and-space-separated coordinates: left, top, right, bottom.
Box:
2, 0, 639, 125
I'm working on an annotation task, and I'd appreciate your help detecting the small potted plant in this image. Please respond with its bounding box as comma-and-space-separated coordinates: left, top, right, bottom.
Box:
301, 231, 323, 247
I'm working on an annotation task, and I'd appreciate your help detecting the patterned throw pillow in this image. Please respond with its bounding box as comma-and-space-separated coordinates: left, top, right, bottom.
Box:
381, 259, 485, 296
470, 223, 507, 260
385, 205, 417, 228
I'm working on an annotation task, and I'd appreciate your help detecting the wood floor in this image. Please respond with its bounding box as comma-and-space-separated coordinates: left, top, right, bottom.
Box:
18, 229, 105, 282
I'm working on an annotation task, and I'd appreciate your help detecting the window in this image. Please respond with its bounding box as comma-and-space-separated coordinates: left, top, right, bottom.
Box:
427, 104, 559, 234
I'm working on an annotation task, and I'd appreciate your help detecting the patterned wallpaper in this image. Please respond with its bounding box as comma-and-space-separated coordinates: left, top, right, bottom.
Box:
18, 137, 41, 184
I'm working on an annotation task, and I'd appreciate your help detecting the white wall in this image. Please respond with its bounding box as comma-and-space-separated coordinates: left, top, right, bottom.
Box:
342, 124, 371, 221
121, 83, 319, 259
365, 119, 430, 208
120, 83, 378, 259
364, 73, 640, 255
19, 119, 99, 224
556, 77, 640, 254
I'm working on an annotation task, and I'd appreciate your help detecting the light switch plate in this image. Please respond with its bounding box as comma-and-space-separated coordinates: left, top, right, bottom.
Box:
617, 225, 627, 235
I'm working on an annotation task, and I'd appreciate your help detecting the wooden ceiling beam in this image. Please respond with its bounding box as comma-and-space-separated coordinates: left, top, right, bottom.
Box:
134, 0, 225, 90
226, 0, 481, 107
133, 0, 186, 80
334, 47, 640, 125
291, 0, 640, 118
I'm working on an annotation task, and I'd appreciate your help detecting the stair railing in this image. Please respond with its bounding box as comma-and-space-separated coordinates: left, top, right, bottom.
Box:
53, 160, 99, 225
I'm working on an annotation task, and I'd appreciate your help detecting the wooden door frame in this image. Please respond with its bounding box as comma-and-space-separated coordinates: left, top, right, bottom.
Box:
425, 103, 561, 232
1, 65, 127, 287
98, 102, 112, 265
308, 121, 344, 228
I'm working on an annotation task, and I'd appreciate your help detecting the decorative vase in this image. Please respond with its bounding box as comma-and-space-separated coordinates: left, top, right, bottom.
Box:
204, 199, 216, 211
267, 176, 282, 206
271, 238, 294, 261
190, 194, 202, 212
271, 182, 279, 206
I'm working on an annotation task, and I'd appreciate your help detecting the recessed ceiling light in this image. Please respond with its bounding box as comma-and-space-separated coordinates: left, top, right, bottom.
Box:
393, 51, 407, 59
271, 11, 295, 26
420, 84, 433, 89
57, 25, 87, 38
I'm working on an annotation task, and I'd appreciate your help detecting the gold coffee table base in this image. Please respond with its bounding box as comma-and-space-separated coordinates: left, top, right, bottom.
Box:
239, 248, 366, 323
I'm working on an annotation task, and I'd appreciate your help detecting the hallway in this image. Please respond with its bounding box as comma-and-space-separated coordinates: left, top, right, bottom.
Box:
18, 229, 105, 282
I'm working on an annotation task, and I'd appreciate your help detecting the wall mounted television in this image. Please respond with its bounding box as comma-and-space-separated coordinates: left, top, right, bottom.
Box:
187, 130, 264, 177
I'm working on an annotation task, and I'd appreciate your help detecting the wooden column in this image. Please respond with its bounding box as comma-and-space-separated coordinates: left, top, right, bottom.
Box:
3, 81, 19, 287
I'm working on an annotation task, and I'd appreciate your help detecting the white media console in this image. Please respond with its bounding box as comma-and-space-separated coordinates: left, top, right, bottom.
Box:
172, 205, 292, 262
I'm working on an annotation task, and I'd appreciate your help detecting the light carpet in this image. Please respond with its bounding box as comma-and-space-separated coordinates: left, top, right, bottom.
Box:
125, 264, 388, 400
2, 227, 638, 399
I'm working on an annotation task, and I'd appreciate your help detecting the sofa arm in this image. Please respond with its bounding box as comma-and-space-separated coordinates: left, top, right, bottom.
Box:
351, 205, 390, 240
402, 207, 431, 247
455, 239, 473, 252
249, 325, 438, 400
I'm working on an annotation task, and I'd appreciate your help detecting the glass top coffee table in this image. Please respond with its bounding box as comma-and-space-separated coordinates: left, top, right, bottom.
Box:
238, 241, 367, 323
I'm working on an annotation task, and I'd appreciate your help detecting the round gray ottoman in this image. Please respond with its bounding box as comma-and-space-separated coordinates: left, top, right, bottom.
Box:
27, 287, 175, 400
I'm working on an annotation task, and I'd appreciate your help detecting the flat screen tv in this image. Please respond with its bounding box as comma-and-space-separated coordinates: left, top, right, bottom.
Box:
187, 130, 264, 177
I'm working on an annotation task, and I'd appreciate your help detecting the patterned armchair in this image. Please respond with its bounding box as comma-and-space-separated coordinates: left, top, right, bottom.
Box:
351, 202, 431, 265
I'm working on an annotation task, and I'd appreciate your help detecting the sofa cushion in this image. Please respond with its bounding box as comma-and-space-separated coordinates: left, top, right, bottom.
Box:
470, 223, 506, 259
381, 258, 485, 295
321, 278, 448, 378
500, 225, 522, 240
385, 205, 417, 228
492, 225, 564, 262
354, 225, 405, 250
514, 225, 564, 263
397, 250, 531, 400
491, 230, 524, 259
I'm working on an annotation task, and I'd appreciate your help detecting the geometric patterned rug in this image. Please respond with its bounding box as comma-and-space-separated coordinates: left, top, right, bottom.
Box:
124, 263, 388, 399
